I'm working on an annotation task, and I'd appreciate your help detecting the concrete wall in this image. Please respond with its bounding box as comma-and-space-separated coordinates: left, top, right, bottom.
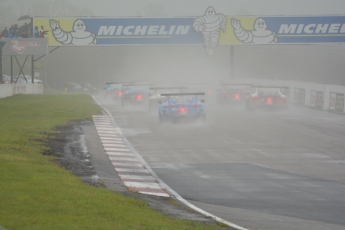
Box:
0, 84, 13, 98
0, 83, 43, 98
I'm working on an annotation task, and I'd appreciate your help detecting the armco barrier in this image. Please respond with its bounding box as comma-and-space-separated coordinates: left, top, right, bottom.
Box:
0, 83, 43, 98
2, 79, 345, 113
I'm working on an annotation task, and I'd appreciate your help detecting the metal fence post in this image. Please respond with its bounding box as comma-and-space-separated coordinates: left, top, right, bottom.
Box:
0, 41, 6, 84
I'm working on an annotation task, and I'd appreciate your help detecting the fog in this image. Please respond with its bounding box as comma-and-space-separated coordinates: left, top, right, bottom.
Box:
3, 44, 345, 89
1, 0, 345, 88
2, 2, 345, 229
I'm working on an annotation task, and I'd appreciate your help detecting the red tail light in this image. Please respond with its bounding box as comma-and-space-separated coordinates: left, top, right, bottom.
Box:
234, 94, 240, 99
118, 91, 123, 96
163, 105, 172, 108
267, 98, 272, 103
180, 107, 186, 113
137, 94, 143, 100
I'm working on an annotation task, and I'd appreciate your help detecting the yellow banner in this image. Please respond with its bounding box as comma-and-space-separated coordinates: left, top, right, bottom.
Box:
219, 17, 258, 44
34, 18, 86, 46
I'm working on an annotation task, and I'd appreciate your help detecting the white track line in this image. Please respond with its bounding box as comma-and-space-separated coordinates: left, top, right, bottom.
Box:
92, 98, 247, 230
106, 153, 134, 157
104, 147, 130, 152
109, 157, 141, 162
124, 182, 162, 189
139, 191, 169, 197
112, 162, 144, 167
99, 137, 122, 141
94, 115, 168, 196
116, 168, 149, 173
101, 139, 123, 142
103, 143, 127, 148
119, 175, 155, 180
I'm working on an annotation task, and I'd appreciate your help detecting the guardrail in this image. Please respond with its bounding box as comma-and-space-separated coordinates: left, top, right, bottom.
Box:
0, 83, 44, 98
2, 79, 345, 114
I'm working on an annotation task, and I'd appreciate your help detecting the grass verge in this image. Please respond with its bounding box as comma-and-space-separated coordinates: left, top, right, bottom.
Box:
0, 94, 223, 230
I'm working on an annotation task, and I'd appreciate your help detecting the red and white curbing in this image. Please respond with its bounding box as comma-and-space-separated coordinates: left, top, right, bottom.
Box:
92, 115, 169, 197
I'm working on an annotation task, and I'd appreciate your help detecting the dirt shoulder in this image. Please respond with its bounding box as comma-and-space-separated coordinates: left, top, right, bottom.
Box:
44, 119, 231, 229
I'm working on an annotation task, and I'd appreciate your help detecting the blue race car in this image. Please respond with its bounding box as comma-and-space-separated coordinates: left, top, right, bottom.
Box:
103, 82, 130, 101
149, 86, 187, 112
158, 93, 205, 123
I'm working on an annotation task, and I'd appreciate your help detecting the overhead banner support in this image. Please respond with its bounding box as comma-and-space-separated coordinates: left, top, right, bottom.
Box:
1, 38, 48, 56
0, 41, 6, 84
1, 38, 48, 84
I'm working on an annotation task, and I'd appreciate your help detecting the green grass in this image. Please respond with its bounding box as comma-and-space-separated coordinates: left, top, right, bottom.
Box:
43, 87, 64, 95
0, 94, 223, 230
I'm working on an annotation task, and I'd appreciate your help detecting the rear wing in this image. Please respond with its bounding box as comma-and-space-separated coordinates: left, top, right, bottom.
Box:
105, 82, 133, 85
220, 83, 253, 86
251, 85, 289, 89
250, 86, 289, 97
149, 86, 187, 90
161, 93, 205, 96
122, 83, 152, 87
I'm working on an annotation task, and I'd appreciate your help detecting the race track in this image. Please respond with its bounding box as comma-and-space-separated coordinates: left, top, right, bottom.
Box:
100, 97, 345, 230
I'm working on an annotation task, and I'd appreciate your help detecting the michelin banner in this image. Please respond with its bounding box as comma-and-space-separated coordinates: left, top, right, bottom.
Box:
34, 6, 345, 54
34, 17, 203, 46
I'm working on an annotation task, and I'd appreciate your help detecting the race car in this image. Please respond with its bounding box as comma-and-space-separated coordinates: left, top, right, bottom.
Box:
216, 83, 253, 104
121, 84, 151, 107
245, 86, 289, 110
149, 86, 187, 111
103, 82, 130, 101
158, 93, 205, 123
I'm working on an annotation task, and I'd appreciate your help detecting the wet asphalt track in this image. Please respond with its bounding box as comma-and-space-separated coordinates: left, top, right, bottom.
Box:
99, 97, 345, 230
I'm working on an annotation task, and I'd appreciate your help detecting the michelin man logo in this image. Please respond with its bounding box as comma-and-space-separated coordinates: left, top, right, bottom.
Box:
49, 19, 97, 45
231, 18, 277, 44
193, 7, 227, 56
